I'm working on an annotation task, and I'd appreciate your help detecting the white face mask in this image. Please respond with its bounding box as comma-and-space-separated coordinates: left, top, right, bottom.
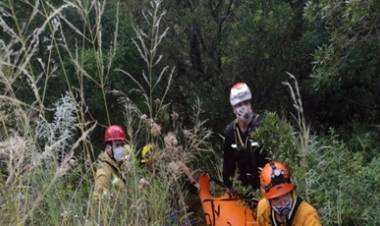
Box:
235, 105, 253, 123
113, 146, 125, 162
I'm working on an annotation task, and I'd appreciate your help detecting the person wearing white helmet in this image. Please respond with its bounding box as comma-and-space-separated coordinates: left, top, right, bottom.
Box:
222, 82, 270, 190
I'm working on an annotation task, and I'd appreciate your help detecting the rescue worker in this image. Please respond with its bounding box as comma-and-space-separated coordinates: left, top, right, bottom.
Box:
140, 143, 158, 172
223, 81, 269, 190
257, 161, 321, 226
93, 124, 132, 200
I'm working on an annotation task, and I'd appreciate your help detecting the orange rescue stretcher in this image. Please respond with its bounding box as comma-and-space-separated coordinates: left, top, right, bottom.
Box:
198, 174, 259, 226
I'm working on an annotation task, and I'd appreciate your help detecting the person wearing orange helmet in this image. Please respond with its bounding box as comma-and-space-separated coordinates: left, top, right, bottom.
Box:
222, 82, 270, 190
93, 124, 132, 200
257, 161, 321, 226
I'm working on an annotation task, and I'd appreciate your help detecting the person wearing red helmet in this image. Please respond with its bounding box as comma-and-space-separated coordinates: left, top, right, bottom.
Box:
93, 124, 132, 200
257, 161, 321, 226
222, 82, 270, 190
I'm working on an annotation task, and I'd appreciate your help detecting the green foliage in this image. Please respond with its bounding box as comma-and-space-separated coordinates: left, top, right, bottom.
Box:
251, 112, 298, 163
222, 0, 313, 116
293, 131, 380, 226
251, 112, 380, 225
304, 0, 380, 126
1, 0, 380, 225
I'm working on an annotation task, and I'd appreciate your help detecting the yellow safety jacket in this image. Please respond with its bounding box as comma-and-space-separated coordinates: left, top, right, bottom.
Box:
93, 150, 128, 200
257, 195, 322, 226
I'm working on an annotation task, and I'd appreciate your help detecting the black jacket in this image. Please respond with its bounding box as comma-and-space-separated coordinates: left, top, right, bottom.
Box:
222, 114, 269, 189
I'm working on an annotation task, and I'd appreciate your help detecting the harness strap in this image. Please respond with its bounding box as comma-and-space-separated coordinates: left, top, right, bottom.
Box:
287, 197, 303, 226
233, 119, 246, 149
233, 114, 260, 150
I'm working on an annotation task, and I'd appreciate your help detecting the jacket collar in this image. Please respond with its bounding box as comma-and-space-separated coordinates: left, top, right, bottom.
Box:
99, 151, 120, 170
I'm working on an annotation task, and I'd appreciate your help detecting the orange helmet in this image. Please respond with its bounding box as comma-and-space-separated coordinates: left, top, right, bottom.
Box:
104, 125, 126, 142
260, 161, 295, 199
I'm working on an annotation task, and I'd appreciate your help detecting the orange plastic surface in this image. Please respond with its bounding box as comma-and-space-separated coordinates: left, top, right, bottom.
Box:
198, 174, 259, 226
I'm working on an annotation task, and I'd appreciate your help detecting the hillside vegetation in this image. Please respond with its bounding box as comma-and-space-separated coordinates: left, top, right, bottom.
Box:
0, 0, 379, 225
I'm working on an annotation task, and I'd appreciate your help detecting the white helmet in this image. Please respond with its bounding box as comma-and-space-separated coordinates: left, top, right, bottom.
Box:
229, 82, 252, 106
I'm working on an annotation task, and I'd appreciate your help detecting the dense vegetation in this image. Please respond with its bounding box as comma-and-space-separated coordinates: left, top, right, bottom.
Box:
0, 0, 379, 225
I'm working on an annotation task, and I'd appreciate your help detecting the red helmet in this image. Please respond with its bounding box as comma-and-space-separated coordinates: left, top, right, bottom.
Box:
104, 125, 126, 142
260, 161, 295, 199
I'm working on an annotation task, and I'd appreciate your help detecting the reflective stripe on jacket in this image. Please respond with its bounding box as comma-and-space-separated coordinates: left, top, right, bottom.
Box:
222, 114, 269, 189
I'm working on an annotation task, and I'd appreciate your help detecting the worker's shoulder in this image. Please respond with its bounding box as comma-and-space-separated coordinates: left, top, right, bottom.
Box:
223, 120, 236, 135
297, 200, 320, 216
250, 113, 262, 128
293, 200, 322, 226
96, 153, 116, 177
257, 198, 271, 216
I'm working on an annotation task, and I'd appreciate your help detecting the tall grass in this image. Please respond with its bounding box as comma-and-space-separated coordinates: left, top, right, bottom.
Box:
116, 0, 174, 122
112, 1, 214, 224
3, 0, 378, 225
0, 0, 214, 225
